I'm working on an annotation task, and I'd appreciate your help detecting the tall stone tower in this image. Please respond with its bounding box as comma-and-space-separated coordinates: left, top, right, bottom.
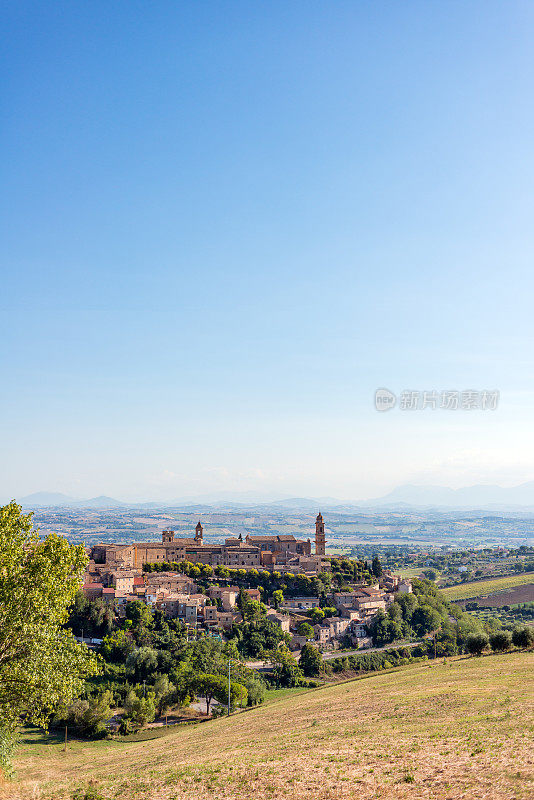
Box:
315, 512, 326, 556
195, 521, 203, 543
162, 529, 175, 543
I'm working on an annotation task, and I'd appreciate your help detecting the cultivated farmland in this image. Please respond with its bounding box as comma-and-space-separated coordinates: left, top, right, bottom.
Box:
441, 572, 534, 601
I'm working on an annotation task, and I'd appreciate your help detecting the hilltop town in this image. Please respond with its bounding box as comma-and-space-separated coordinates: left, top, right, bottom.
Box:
80, 514, 412, 653
5, 496, 534, 800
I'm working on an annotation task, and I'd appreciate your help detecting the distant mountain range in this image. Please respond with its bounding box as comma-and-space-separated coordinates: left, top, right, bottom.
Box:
363, 482, 534, 509
12, 482, 534, 510
15, 491, 339, 510
17, 492, 127, 509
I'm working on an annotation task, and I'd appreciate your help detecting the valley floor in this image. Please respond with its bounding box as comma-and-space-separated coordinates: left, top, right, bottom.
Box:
7, 651, 534, 800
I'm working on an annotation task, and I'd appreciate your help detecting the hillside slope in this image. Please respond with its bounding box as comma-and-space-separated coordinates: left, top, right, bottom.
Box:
11, 652, 534, 800
441, 572, 534, 601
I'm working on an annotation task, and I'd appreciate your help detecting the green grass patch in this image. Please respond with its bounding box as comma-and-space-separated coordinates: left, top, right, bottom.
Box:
396, 567, 424, 578
263, 686, 312, 705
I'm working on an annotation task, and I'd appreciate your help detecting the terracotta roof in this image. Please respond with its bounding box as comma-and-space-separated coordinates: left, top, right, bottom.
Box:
248, 535, 296, 543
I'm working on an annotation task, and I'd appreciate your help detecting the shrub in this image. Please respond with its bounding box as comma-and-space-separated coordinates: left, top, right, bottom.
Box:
466, 633, 489, 655
118, 717, 137, 735
511, 625, 534, 648
489, 630, 512, 652
58, 690, 113, 738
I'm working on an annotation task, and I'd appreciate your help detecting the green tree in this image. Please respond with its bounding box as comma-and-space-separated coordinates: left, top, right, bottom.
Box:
243, 677, 265, 706
125, 599, 153, 628
57, 689, 113, 738
371, 555, 383, 578
272, 589, 284, 609
125, 646, 159, 681
489, 630, 512, 652
369, 611, 401, 647
153, 674, 176, 717
307, 607, 325, 624
237, 589, 265, 622
434, 623, 459, 656
231, 619, 290, 658
322, 606, 337, 618
68, 593, 116, 638
269, 646, 303, 688
192, 673, 225, 715
124, 688, 156, 727
99, 629, 133, 662
0, 502, 99, 776
227, 679, 248, 711
396, 592, 418, 621
298, 643, 322, 677
466, 632, 489, 655
297, 622, 315, 639
411, 605, 442, 637
192, 673, 247, 715
511, 625, 534, 648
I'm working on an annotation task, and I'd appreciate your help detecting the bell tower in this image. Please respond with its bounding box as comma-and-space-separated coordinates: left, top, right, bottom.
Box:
162, 529, 175, 544
195, 521, 204, 543
315, 512, 325, 556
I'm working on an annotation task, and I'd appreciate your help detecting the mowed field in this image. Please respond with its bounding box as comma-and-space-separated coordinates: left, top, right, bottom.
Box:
396, 567, 424, 578
441, 572, 534, 601
8, 651, 534, 800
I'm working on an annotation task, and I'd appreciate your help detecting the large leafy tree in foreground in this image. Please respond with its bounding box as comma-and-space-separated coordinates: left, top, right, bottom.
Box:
0, 501, 99, 775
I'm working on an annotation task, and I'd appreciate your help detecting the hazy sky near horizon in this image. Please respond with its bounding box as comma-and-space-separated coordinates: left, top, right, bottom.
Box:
2, 1, 534, 502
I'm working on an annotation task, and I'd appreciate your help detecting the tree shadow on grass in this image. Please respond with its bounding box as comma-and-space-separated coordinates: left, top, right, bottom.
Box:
19, 726, 77, 746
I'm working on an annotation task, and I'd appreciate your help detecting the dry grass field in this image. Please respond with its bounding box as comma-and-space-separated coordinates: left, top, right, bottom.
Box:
441, 572, 534, 601
7, 651, 534, 800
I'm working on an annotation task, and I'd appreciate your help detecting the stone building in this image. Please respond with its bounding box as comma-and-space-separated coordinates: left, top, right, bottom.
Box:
91, 515, 329, 574
92, 526, 261, 569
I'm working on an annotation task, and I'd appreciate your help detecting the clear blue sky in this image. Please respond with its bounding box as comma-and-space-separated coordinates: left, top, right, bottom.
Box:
1, 1, 533, 502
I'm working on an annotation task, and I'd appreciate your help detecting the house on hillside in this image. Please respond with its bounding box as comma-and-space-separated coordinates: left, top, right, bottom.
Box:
266, 610, 291, 632
282, 597, 319, 610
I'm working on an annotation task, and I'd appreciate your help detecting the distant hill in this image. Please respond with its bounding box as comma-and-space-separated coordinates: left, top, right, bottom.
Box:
169, 492, 340, 508
364, 481, 534, 509
16, 493, 126, 509
76, 495, 126, 508
13, 482, 534, 511
258, 496, 340, 510
18, 492, 79, 507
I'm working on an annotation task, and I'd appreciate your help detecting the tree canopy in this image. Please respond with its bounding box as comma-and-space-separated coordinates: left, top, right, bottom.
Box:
298, 643, 322, 677
0, 502, 99, 775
